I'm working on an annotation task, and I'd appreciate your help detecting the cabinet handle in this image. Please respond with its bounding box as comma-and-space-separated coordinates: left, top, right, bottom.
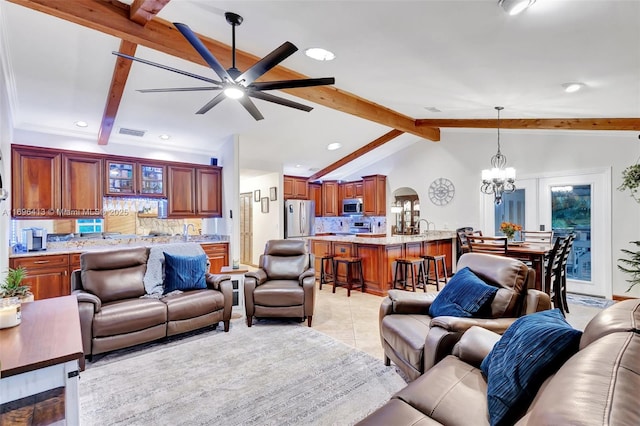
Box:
33, 260, 50, 264
65, 270, 68, 276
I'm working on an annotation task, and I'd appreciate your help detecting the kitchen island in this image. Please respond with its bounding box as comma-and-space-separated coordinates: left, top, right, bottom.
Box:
309, 231, 456, 296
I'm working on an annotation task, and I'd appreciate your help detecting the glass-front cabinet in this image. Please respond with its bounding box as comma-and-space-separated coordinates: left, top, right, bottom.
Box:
105, 160, 166, 197
140, 165, 164, 195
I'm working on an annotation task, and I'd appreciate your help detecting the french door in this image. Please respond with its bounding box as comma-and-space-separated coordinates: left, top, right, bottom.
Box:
482, 170, 611, 298
539, 171, 611, 298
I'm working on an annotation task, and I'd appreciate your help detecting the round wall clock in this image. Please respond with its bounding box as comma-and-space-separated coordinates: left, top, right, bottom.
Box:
429, 178, 455, 206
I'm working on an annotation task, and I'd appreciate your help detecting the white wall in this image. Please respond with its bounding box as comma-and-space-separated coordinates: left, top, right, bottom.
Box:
240, 172, 281, 265
354, 129, 640, 298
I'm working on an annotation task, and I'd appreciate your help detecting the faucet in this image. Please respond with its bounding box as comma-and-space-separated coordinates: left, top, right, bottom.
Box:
183, 223, 196, 241
418, 219, 435, 234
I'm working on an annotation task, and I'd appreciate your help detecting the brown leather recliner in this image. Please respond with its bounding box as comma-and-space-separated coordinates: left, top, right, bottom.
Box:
72, 246, 232, 357
380, 253, 551, 381
359, 299, 640, 425
244, 239, 316, 327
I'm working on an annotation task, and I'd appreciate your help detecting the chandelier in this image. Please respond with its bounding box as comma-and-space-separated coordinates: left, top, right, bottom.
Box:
481, 106, 516, 205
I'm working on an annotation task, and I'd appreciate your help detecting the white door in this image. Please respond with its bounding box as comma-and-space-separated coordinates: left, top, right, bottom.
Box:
538, 170, 611, 298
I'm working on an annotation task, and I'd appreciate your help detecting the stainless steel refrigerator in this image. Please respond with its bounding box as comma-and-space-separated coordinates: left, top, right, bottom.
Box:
285, 199, 316, 238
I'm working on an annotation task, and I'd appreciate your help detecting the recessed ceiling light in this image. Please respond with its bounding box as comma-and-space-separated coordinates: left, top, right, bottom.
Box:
424, 106, 442, 113
562, 82, 586, 93
295, 164, 302, 168
305, 47, 335, 61
159, 134, 171, 140
327, 142, 342, 151
74, 120, 88, 128
498, 0, 536, 16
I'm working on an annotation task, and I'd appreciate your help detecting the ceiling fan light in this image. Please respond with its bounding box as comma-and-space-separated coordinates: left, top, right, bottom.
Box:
499, 0, 536, 15
224, 86, 244, 99
305, 47, 335, 61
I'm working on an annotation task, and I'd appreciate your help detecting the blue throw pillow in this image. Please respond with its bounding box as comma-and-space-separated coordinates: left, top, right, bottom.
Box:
163, 252, 208, 294
428, 267, 498, 318
480, 309, 583, 426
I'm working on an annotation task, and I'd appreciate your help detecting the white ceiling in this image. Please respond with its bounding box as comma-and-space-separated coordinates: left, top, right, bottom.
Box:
1, 0, 639, 181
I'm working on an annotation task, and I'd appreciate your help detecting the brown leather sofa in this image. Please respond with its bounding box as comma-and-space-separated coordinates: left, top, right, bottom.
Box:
244, 239, 316, 327
359, 298, 640, 425
71, 246, 232, 357
380, 253, 551, 381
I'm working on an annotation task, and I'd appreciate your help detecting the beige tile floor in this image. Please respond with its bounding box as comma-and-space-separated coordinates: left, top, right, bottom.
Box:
310, 281, 605, 361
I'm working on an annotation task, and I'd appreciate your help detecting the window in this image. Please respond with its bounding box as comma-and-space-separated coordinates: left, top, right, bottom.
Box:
76, 219, 103, 233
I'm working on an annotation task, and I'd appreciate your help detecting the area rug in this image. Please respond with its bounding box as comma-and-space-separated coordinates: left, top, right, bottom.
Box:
566, 293, 615, 309
79, 322, 406, 425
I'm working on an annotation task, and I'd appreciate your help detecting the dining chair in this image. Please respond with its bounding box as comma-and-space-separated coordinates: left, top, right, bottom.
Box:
455, 227, 475, 258
554, 233, 576, 315
466, 235, 508, 255
544, 237, 563, 298
522, 230, 554, 244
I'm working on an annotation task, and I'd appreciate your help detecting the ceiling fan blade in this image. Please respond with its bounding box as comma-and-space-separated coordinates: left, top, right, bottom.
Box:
251, 77, 335, 91
138, 87, 221, 93
196, 92, 227, 115
112, 52, 221, 86
173, 22, 232, 82
249, 91, 313, 112
237, 96, 265, 121
237, 42, 298, 85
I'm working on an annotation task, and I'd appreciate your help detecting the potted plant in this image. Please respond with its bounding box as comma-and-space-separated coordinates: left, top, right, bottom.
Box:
1, 266, 33, 302
618, 163, 640, 203
618, 241, 640, 292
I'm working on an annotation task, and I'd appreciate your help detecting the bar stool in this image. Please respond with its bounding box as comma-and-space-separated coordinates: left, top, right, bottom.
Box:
421, 254, 448, 290
393, 258, 426, 292
319, 254, 335, 290
333, 257, 364, 297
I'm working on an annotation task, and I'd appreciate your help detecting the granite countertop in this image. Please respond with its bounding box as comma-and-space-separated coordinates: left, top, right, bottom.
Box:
308, 231, 456, 245
9, 235, 229, 258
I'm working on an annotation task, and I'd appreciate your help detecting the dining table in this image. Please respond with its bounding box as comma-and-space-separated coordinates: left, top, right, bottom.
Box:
504, 241, 553, 294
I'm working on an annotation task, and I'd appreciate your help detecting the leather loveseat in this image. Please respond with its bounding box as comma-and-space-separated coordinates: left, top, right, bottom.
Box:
380, 253, 550, 381
71, 246, 232, 358
359, 298, 640, 425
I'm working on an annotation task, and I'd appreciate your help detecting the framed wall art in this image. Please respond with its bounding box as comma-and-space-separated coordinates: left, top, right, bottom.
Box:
269, 186, 277, 201
261, 197, 269, 213
254, 190, 261, 202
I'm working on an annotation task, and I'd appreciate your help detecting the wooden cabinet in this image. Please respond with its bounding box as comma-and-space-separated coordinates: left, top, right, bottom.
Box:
362, 174, 387, 216
11, 147, 103, 218
167, 166, 222, 218
322, 181, 340, 216
12, 147, 61, 216
196, 167, 222, 217
200, 243, 229, 273
354, 182, 364, 198
105, 160, 166, 197
283, 175, 308, 199
308, 183, 323, 216
167, 166, 196, 217
339, 181, 363, 202
62, 153, 103, 216
10, 254, 70, 301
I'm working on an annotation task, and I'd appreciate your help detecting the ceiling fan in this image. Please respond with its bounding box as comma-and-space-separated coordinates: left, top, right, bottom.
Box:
113, 12, 335, 121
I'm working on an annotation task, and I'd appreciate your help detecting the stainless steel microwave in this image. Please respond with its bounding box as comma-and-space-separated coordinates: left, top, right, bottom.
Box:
342, 198, 363, 216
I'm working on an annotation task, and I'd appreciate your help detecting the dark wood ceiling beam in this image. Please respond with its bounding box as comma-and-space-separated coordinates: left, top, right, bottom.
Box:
416, 118, 640, 131
129, 0, 170, 25
307, 129, 404, 181
7, 0, 440, 141
98, 39, 138, 145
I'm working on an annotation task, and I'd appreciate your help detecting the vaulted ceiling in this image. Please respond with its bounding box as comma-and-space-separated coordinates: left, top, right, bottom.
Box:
1, 0, 639, 180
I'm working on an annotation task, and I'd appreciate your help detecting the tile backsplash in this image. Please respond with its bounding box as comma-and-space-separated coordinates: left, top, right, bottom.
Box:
314, 216, 386, 234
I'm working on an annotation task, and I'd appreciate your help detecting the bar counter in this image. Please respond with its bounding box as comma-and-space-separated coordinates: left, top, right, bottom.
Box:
309, 231, 456, 296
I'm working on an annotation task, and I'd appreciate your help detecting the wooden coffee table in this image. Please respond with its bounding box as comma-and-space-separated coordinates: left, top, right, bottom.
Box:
0, 295, 83, 424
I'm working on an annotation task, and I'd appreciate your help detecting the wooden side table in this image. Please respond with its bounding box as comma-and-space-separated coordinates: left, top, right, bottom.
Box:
220, 266, 248, 315
0, 295, 83, 424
